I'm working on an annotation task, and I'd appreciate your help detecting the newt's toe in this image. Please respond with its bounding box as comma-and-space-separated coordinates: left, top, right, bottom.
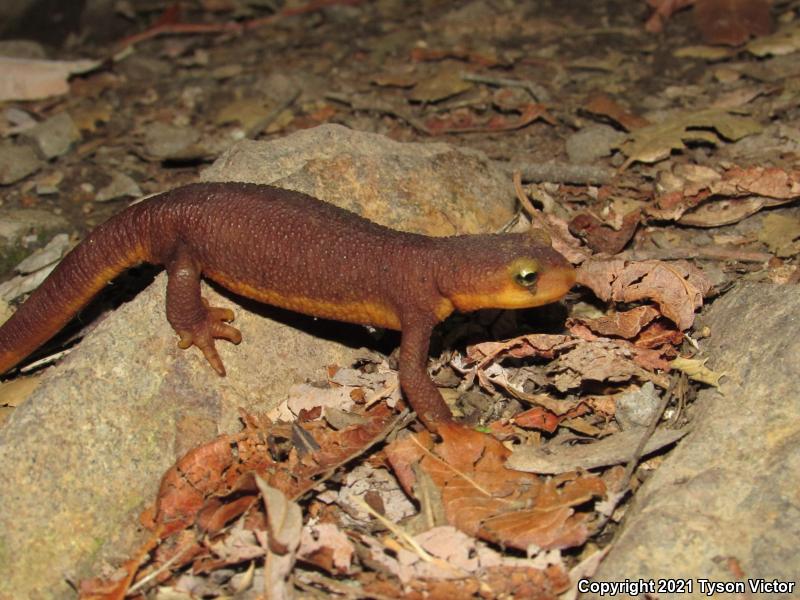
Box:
173, 303, 243, 376
211, 321, 242, 344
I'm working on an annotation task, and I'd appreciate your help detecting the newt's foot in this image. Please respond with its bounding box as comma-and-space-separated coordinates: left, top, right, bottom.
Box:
175, 304, 242, 376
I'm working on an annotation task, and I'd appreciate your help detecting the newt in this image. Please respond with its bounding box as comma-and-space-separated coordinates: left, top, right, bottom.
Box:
0, 182, 575, 430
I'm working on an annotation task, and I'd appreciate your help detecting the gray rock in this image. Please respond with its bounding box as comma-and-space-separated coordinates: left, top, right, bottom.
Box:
14, 232, 70, 274
95, 171, 143, 202
141, 123, 229, 162
565, 124, 626, 164
142, 122, 202, 160
202, 124, 516, 235
0, 140, 42, 184
0, 126, 515, 598
591, 283, 800, 598
0, 207, 68, 246
20, 111, 81, 159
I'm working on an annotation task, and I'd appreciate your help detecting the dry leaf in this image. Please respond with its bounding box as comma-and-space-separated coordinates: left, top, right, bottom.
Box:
650, 165, 800, 224
572, 306, 661, 339
408, 69, 472, 103
645, 0, 696, 33
619, 109, 762, 167
568, 209, 641, 254
577, 259, 712, 330
0, 57, 100, 101
693, 0, 772, 46
746, 21, 800, 56
758, 213, 800, 258
385, 423, 605, 551
256, 477, 302, 600
670, 356, 723, 387
547, 340, 663, 391
673, 45, 735, 59
298, 522, 354, 574
584, 92, 650, 131
507, 427, 688, 473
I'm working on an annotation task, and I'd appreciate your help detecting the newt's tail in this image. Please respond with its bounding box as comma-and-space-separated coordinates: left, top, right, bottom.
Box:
0, 210, 151, 375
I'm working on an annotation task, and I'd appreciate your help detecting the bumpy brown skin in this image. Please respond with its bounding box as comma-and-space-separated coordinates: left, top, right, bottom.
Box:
0, 182, 575, 430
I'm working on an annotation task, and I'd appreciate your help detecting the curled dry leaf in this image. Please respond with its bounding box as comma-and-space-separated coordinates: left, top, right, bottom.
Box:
0, 57, 100, 101
618, 109, 762, 168
298, 522, 355, 574
693, 0, 772, 46
577, 258, 712, 330
649, 165, 800, 224
644, 0, 696, 33
547, 339, 667, 392
463, 330, 670, 413
424, 103, 554, 135
256, 477, 302, 600
385, 422, 606, 551
360, 531, 570, 600
570, 306, 661, 339
507, 427, 689, 474
584, 92, 650, 131
568, 209, 641, 254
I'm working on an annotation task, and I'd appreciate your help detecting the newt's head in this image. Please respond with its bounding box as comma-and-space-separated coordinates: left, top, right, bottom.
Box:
435, 230, 575, 313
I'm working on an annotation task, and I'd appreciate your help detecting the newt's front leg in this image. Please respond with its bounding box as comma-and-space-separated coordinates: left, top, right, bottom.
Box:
399, 315, 454, 431
165, 246, 242, 375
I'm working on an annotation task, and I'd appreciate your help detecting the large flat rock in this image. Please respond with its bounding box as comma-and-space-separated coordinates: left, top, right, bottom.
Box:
591, 283, 800, 599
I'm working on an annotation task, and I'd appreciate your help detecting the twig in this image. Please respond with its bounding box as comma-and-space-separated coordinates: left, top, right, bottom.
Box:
117, 0, 363, 49
296, 572, 397, 600
512, 170, 542, 222
593, 374, 682, 533
461, 73, 551, 103
619, 375, 679, 489
353, 496, 440, 563
19, 348, 71, 373
325, 92, 432, 134
126, 540, 190, 594
501, 160, 615, 185
245, 89, 301, 138
618, 246, 772, 263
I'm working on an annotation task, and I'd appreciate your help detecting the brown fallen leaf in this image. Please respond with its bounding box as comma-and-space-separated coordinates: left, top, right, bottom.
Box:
618, 108, 762, 168
577, 258, 712, 330
0, 57, 100, 101
507, 426, 689, 473
570, 306, 661, 339
409, 46, 509, 67
547, 338, 666, 392
694, 0, 772, 46
298, 522, 354, 575
584, 92, 650, 131
257, 477, 302, 600
84, 402, 399, 596
568, 209, 641, 254
645, 0, 696, 33
649, 165, 800, 224
746, 20, 800, 56
758, 213, 800, 258
408, 68, 473, 103
424, 103, 554, 135
385, 423, 605, 551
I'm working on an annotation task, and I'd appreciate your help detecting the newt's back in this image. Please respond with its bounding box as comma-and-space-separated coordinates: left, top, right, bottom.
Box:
144, 182, 432, 328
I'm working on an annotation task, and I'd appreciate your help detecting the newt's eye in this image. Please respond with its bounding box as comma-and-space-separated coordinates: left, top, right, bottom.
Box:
514, 268, 538, 288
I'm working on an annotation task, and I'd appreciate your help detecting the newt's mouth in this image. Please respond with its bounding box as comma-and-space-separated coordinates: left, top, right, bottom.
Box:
530, 265, 576, 306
